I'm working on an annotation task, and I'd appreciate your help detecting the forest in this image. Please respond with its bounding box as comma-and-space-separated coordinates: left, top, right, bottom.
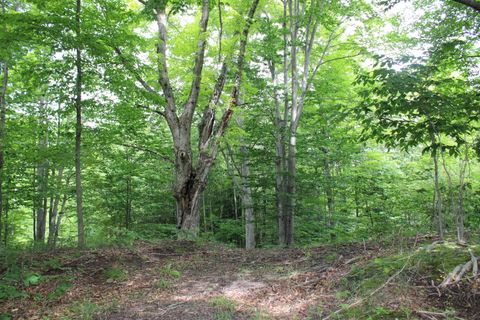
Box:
0, 0, 480, 319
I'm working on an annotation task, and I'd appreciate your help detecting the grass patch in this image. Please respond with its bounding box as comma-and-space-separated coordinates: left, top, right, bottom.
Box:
103, 266, 128, 282
70, 299, 119, 320
209, 295, 236, 320
154, 278, 173, 289
158, 263, 181, 278
341, 304, 415, 320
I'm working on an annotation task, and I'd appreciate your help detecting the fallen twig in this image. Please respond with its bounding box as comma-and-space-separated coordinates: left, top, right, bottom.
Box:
323, 255, 411, 319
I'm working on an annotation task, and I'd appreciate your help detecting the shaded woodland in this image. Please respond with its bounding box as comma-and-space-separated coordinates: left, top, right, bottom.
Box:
0, 0, 480, 319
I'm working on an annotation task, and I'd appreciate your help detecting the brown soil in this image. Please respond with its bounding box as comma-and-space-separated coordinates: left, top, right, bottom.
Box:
0, 240, 467, 320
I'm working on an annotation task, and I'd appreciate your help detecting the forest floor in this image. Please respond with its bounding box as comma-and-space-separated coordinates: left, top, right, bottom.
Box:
1, 239, 479, 320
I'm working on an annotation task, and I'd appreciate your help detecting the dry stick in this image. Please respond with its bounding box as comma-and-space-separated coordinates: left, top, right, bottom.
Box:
440, 252, 479, 287
440, 264, 463, 287
470, 250, 478, 277
323, 256, 411, 320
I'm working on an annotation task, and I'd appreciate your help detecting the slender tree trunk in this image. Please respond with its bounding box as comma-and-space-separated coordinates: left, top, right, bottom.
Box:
0, 0, 10, 247
272, 68, 287, 245
432, 149, 444, 240
456, 147, 469, 243
75, 0, 85, 247
240, 147, 255, 249
202, 192, 207, 232
3, 194, 8, 246
222, 145, 254, 248
125, 173, 132, 229
35, 98, 49, 244
0, 56, 8, 244
53, 193, 68, 248
324, 158, 335, 230
48, 167, 64, 248
32, 167, 36, 240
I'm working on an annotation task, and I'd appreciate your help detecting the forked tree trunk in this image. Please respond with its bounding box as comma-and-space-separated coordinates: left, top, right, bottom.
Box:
173, 131, 205, 237
116, 0, 259, 237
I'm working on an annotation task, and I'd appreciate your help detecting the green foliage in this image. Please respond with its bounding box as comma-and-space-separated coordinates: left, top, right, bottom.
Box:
22, 272, 42, 286
103, 267, 128, 282
209, 295, 236, 320
47, 279, 74, 301
68, 298, 120, 320
158, 263, 181, 279
213, 219, 244, 246
344, 242, 480, 296
154, 278, 173, 289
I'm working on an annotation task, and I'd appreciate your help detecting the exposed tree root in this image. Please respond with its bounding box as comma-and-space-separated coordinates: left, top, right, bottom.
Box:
440, 251, 479, 288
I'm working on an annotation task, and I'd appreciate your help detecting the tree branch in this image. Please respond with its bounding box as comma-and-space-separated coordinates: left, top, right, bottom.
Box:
155, 8, 177, 113
319, 51, 362, 66
215, 0, 260, 139
183, 0, 211, 122
452, 0, 480, 12
120, 143, 174, 164
114, 47, 157, 94
136, 104, 165, 117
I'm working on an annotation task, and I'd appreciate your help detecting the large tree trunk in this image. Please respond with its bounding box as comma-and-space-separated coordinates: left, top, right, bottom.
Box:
173, 127, 204, 237
75, 0, 85, 247
452, 0, 480, 12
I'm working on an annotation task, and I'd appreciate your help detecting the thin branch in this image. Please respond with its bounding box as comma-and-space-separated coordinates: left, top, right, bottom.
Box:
218, 0, 224, 63
120, 143, 174, 164
214, 0, 261, 139
114, 47, 157, 94
319, 51, 362, 66
136, 104, 165, 117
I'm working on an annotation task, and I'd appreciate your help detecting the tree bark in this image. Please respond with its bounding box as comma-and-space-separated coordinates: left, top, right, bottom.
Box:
47, 167, 64, 248
75, 0, 85, 247
35, 98, 49, 243
432, 145, 444, 240
240, 145, 255, 249
149, 0, 259, 237
53, 192, 68, 248
456, 147, 469, 243
274, 0, 327, 247
0, 60, 7, 245
452, 0, 480, 12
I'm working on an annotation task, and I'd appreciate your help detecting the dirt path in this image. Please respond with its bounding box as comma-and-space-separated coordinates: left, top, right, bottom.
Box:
0, 241, 410, 319
105, 243, 359, 320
